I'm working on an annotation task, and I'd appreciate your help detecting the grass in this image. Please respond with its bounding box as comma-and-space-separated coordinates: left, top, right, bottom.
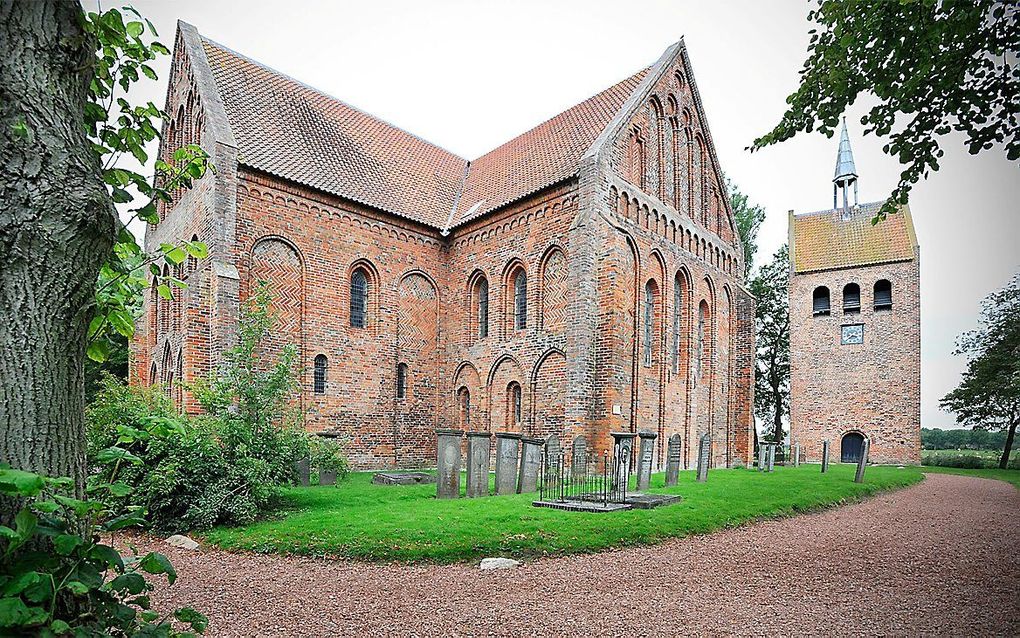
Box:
920, 465, 1020, 489
202, 464, 923, 564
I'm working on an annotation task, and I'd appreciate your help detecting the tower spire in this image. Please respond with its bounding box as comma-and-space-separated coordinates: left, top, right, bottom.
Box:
833, 117, 859, 212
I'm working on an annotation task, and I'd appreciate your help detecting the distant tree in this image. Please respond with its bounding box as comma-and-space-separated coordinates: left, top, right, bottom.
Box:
941, 273, 1020, 469
751, 1, 1020, 220
751, 245, 790, 443
727, 177, 766, 278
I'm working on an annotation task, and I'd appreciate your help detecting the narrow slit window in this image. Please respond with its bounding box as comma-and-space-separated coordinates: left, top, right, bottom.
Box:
313, 354, 327, 394
351, 269, 369, 328
513, 270, 527, 331
396, 363, 407, 399
477, 278, 489, 339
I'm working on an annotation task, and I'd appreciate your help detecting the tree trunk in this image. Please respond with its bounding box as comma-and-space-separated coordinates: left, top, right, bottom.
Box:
0, 0, 115, 518
999, 420, 1017, 470
771, 383, 783, 443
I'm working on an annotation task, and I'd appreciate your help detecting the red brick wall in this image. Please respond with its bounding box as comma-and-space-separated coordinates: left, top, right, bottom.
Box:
789, 259, 921, 465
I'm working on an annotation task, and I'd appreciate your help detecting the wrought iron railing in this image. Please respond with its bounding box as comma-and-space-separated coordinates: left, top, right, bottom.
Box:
538, 451, 629, 506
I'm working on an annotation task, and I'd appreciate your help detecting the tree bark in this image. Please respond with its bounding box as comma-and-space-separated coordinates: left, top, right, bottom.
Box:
0, 0, 115, 517
999, 419, 1016, 470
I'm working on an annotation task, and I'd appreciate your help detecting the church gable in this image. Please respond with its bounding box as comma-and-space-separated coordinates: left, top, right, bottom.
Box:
605, 45, 738, 249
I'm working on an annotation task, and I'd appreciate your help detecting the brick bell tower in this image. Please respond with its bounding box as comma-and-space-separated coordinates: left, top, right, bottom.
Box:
787, 120, 921, 465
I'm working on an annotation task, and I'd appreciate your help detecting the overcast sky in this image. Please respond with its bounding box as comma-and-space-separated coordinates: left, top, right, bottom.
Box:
115, 0, 1019, 430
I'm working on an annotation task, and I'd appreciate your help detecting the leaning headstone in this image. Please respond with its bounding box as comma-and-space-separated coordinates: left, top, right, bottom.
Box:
696, 433, 711, 483
494, 432, 521, 495
571, 436, 588, 476
821, 440, 830, 473
636, 431, 657, 491
610, 431, 637, 490
319, 469, 336, 486
792, 441, 801, 468
294, 457, 310, 486
517, 437, 544, 493
544, 434, 562, 488
766, 443, 776, 472
435, 428, 464, 498
854, 438, 870, 484
465, 431, 492, 497
664, 433, 681, 486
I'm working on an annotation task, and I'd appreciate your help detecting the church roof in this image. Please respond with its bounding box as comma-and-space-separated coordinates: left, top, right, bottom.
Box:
199, 33, 648, 231
790, 202, 918, 274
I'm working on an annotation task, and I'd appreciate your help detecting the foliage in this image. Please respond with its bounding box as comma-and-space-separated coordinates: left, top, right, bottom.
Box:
79, 6, 213, 364
751, 1, 1020, 220
309, 437, 351, 480
750, 245, 790, 442
727, 178, 766, 278
0, 465, 206, 637
921, 427, 1013, 451
941, 273, 1020, 469
922, 453, 988, 470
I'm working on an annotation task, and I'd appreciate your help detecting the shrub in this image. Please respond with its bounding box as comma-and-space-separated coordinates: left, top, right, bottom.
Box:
923, 453, 989, 469
310, 436, 351, 483
0, 466, 207, 636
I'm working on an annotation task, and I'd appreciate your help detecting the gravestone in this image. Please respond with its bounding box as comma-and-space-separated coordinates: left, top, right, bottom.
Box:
792, 441, 801, 468
757, 443, 767, 472
544, 434, 562, 488
696, 433, 711, 482
637, 431, 657, 491
610, 431, 637, 490
821, 440, 830, 473
319, 469, 336, 486
766, 443, 776, 472
665, 433, 681, 486
294, 457, 310, 486
435, 428, 464, 498
571, 436, 588, 477
465, 431, 492, 498
494, 432, 521, 495
854, 438, 870, 483
517, 437, 544, 493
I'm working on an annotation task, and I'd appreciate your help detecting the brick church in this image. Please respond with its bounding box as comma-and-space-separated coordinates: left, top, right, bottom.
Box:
788, 122, 921, 465
132, 22, 755, 470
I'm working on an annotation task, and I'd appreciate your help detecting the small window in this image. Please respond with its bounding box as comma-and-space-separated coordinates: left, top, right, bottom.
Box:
812, 286, 831, 316
458, 387, 471, 427
507, 382, 522, 428
477, 278, 489, 339
672, 275, 682, 373
874, 279, 892, 310
513, 270, 527, 331
350, 269, 369, 328
313, 354, 327, 394
643, 281, 655, 366
843, 283, 861, 314
396, 363, 407, 399
696, 300, 708, 382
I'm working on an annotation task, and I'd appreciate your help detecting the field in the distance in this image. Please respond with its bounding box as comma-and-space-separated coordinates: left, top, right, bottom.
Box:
202, 464, 924, 564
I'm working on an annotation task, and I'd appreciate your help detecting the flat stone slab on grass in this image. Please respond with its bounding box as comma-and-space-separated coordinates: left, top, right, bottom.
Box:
625, 493, 682, 509
372, 472, 436, 486
532, 500, 633, 513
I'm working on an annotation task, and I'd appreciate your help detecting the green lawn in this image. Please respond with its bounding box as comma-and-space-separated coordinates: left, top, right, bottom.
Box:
921, 465, 1020, 489
202, 464, 923, 564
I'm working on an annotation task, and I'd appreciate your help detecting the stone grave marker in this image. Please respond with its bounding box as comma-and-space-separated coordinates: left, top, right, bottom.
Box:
696, 433, 711, 483
792, 441, 801, 467
637, 431, 657, 491
517, 437, 544, 493
766, 443, 776, 472
610, 431, 637, 490
435, 428, 464, 498
319, 468, 336, 486
465, 431, 492, 498
665, 433, 681, 486
494, 432, 521, 495
757, 443, 767, 472
544, 434, 562, 488
571, 435, 588, 477
294, 457, 310, 487
854, 438, 870, 483
821, 440, 830, 473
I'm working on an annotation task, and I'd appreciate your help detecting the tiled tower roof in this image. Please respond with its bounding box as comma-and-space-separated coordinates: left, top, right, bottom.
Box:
790, 202, 918, 273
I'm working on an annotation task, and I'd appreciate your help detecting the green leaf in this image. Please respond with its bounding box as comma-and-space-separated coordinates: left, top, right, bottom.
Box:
175, 607, 209, 632
52, 496, 102, 519
53, 534, 83, 556
86, 339, 111, 363
1, 572, 40, 596
156, 284, 172, 300
106, 482, 133, 498
64, 580, 89, 595
138, 552, 176, 585
95, 446, 143, 466
0, 468, 46, 497
88, 544, 125, 571
49, 620, 70, 634
186, 241, 209, 259
0, 597, 48, 628
102, 511, 147, 532
110, 572, 146, 595
126, 21, 144, 37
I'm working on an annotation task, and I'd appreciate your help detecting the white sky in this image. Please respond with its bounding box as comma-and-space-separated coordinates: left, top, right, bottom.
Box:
115, 0, 1020, 429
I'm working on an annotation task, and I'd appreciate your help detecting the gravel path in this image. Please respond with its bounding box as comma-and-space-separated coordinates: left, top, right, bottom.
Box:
144, 473, 1019, 636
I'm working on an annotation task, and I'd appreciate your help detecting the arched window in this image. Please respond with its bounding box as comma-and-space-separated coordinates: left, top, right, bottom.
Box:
672, 274, 683, 373
513, 270, 527, 331
313, 354, 327, 394
186, 234, 199, 278
476, 277, 489, 339
696, 300, 708, 383
874, 279, 893, 310
396, 362, 408, 399
149, 361, 157, 387
812, 286, 831, 316
643, 281, 656, 366
350, 268, 369, 328
507, 381, 522, 428
458, 387, 471, 427
843, 283, 861, 314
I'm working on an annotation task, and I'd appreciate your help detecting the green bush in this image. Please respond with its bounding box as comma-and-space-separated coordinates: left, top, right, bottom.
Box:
310, 436, 351, 482
923, 453, 989, 469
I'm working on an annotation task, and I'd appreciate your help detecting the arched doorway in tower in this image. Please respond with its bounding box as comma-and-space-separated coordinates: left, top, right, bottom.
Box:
840, 432, 866, 463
